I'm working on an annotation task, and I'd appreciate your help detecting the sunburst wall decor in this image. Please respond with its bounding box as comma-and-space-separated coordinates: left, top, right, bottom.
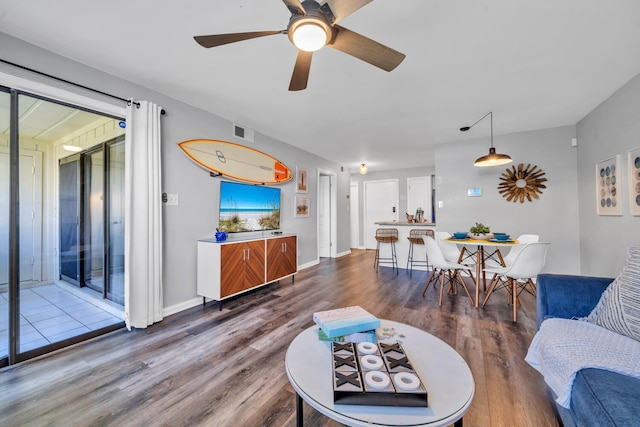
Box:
498, 163, 547, 203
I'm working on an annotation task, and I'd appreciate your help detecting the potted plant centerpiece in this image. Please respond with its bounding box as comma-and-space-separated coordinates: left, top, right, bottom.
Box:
469, 222, 493, 240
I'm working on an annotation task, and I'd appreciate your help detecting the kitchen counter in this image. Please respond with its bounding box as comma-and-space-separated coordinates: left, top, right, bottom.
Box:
374, 221, 436, 226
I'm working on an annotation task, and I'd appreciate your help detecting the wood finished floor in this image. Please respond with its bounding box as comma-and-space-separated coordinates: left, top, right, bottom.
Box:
0, 250, 559, 427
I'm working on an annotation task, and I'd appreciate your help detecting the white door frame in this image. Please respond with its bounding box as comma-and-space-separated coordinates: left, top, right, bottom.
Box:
350, 182, 361, 249
317, 169, 337, 259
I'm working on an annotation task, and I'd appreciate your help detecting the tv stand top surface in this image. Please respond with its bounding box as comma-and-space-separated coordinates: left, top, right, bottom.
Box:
199, 233, 296, 244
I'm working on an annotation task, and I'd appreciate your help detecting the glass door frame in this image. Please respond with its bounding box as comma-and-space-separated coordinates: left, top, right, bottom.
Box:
7, 88, 19, 366
2, 85, 126, 367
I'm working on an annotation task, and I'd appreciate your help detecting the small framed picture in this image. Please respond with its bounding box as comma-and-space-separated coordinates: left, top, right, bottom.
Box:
296, 167, 308, 193
628, 147, 640, 216
595, 155, 621, 216
294, 195, 310, 218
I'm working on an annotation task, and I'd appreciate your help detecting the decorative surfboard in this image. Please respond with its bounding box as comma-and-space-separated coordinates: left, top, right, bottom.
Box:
178, 139, 293, 184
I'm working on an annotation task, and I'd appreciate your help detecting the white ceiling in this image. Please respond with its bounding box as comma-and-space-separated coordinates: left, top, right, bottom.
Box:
1, 0, 639, 172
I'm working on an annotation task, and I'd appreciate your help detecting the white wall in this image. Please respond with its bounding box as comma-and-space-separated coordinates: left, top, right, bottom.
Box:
577, 72, 640, 278
0, 32, 351, 310
434, 125, 581, 275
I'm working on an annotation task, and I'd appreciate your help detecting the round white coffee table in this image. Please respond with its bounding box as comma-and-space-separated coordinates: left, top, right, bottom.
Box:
285, 319, 474, 427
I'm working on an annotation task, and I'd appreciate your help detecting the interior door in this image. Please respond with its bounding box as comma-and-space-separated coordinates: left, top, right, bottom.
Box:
0, 149, 42, 285
318, 175, 331, 257
407, 176, 432, 222
364, 180, 399, 249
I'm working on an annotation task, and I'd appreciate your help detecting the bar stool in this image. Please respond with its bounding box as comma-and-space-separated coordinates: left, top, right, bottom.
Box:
406, 229, 434, 277
374, 228, 399, 274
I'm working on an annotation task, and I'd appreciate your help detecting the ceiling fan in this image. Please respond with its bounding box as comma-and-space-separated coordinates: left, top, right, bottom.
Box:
194, 0, 406, 91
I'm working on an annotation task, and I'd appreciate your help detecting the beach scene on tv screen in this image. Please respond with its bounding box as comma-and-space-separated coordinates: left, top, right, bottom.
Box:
219, 182, 280, 232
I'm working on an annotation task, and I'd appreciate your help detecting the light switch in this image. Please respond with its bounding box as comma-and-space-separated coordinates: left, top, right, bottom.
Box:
166, 193, 179, 206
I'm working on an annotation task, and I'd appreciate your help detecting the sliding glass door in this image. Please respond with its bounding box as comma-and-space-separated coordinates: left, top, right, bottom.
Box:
108, 140, 125, 305
59, 156, 80, 284
83, 147, 106, 295
1, 88, 125, 366
59, 139, 124, 305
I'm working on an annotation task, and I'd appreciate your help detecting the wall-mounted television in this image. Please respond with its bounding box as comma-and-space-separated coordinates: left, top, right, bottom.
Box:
218, 181, 281, 233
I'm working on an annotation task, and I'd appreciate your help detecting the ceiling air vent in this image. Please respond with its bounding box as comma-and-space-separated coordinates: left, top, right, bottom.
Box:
233, 123, 254, 143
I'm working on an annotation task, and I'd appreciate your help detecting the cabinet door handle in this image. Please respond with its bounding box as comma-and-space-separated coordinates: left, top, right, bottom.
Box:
246, 249, 250, 260
242, 249, 246, 261
282, 243, 285, 253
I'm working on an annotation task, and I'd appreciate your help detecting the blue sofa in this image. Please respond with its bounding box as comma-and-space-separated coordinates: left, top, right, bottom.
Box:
536, 274, 640, 427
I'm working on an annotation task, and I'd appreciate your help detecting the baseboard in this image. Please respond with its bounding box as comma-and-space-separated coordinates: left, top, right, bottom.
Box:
163, 258, 334, 318
163, 297, 203, 317
298, 259, 319, 270
336, 250, 351, 258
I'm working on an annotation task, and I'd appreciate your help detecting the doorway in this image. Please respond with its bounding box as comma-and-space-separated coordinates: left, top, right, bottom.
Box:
317, 170, 337, 258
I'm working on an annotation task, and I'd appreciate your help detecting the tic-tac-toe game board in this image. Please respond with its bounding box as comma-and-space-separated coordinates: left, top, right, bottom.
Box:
331, 341, 428, 407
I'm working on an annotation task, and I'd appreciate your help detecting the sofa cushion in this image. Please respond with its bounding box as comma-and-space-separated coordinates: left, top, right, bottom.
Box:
585, 246, 640, 342
572, 368, 640, 427
536, 274, 613, 330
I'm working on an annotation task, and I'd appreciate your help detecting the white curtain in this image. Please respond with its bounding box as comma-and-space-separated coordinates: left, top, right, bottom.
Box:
123, 100, 163, 329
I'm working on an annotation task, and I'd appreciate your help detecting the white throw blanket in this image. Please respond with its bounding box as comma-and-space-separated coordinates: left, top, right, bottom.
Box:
525, 318, 640, 408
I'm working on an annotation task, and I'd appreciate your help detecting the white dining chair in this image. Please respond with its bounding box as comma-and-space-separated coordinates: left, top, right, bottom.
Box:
482, 242, 550, 322
435, 231, 472, 264
484, 233, 539, 269
422, 236, 475, 306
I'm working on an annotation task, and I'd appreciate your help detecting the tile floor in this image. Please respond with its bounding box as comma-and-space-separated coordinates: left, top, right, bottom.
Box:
0, 283, 123, 356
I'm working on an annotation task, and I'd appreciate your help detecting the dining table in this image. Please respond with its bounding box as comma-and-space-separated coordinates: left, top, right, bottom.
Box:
444, 236, 520, 307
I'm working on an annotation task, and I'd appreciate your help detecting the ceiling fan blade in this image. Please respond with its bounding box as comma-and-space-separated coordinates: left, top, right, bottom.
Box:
323, 0, 373, 23
194, 30, 283, 48
282, 0, 306, 15
289, 50, 313, 91
328, 25, 405, 71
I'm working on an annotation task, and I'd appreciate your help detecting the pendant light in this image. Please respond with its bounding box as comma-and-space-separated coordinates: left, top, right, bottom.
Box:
460, 111, 512, 167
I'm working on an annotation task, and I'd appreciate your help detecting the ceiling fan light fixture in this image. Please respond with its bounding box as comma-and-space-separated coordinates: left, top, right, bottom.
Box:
290, 19, 330, 52
359, 163, 368, 174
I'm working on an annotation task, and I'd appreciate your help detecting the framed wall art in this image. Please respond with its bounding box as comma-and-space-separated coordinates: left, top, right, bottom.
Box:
294, 195, 310, 218
628, 147, 640, 216
296, 167, 308, 193
596, 155, 621, 216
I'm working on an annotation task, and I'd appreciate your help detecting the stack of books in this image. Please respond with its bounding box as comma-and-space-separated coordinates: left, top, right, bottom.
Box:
313, 306, 380, 343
